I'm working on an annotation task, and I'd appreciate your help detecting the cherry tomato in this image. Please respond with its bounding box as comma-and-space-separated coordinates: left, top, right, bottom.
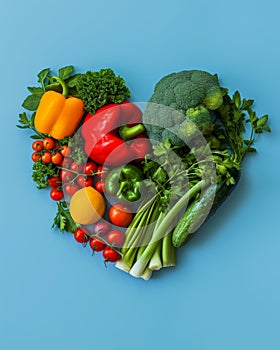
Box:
64, 182, 79, 196
50, 188, 64, 201
74, 227, 90, 243
71, 162, 83, 173
103, 247, 121, 262
31, 151, 41, 162
89, 237, 106, 252
84, 161, 97, 175
61, 157, 73, 168
77, 175, 94, 188
51, 152, 63, 165
43, 137, 56, 150
48, 176, 61, 188
94, 220, 111, 237
96, 165, 108, 179
41, 151, 52, 163
95, 180, 105, 193
60, 145, 71, 157
32, 140, 44, 151
60, 170, 74, 183
109, 203, 133, 227
107, 230, 125, 247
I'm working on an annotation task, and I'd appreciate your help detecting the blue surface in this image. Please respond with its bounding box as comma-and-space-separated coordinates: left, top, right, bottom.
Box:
1, 0, 280, 349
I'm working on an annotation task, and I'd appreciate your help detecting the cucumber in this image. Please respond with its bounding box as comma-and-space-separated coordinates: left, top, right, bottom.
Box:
172, 170, 241, 248
208, 169, 240, 219
172, 184, 217, 247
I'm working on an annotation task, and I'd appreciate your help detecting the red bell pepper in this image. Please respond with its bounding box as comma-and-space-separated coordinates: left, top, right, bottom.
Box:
81, 102, 152, 166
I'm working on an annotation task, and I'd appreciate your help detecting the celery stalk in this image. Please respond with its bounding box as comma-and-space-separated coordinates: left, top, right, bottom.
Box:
129, 181, 205, 277
162, 230, 176, 267
149, 240, 162, 270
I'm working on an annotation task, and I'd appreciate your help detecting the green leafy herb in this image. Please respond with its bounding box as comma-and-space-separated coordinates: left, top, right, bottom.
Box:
17, 112, 46, 139
37, 68, 50, 89
21, 65, 78, 112
76, 68, 130, 114
22, 94, 42, 111
68, 132, 88, 165
32, 159, 60, 189
58, 65, 74, 80
216, 90, 271, 163
52, 201, 79, 233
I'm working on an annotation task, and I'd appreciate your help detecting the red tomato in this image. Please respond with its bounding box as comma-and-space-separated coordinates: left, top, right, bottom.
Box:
71, 162, 83, 173
102, 247, 121, 262
32, 140, 44, 151
31, 151, 41, 162
96, 165, 108, 179
107, 230, 125, 247
95, 180, 105, 193
64, 182, 79, 196
50, 188, 64, 201
74, 227, 90, 243
61, 157, 73, 168
84, 161, 97, 175
51, 152, 63, 165
43, 137, 56, 150
60, 170, 74, 183
89, 237, 106, 252
109, 203, 133, 227
41, 151, 52, 163
60, 145, 71, 157
48, 176, 61, 188
77, 175, 94, 188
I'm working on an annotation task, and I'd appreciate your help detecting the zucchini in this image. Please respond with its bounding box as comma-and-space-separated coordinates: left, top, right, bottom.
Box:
172, 170, 241, 248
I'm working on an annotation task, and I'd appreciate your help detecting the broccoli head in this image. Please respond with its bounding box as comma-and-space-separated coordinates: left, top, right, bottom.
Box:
143, 70, 223, 146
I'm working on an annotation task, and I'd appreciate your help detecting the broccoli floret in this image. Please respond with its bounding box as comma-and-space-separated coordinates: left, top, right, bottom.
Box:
143, 70, 223, 146
186, 105, 211, 130
180, 105, 213, 141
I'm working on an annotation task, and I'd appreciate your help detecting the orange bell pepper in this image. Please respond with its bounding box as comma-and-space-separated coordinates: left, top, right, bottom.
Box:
34, 76, 84, 140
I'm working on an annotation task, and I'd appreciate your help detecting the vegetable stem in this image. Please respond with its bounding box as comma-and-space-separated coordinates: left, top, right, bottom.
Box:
129, 180, 205, 277
49, 76, 69, 97
149, 240, 162, 270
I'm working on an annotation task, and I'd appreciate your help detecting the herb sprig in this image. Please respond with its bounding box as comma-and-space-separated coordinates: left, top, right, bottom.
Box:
52, 201, 80, 233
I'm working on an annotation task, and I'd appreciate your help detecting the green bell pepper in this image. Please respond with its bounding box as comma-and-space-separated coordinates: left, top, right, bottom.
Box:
105, 164, 144, 202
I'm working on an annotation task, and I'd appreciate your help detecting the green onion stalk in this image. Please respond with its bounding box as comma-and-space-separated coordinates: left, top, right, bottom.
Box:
116, 180, 206, 279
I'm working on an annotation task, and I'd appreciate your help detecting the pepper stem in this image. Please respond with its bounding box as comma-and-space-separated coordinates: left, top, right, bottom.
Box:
49, 75, 69, 98
119, 124, 145, 141
117, 181, 129, 197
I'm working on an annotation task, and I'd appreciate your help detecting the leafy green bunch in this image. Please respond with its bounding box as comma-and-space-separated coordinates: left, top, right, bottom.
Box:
75, 68, 131, 114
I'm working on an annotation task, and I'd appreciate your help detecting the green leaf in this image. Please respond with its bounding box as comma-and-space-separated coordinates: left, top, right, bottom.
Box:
59, 65, 74, 80
67, 74, 81, 88
29, 112, 36, 127
52, 201, 79, 233
30, 134, 43, 139
233, 91, 241, 108
261, 125, 271, 133
22, 94, 41, 111
256, 115, 268, 128
37, 68, 50, 87
16, 125, 29, 129
27, 86, 44, 96
241, 98, 254, 110
17, 112, 29, 125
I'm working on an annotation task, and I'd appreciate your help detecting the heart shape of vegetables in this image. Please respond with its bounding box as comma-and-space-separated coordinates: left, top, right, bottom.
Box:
17, 66, 270, 280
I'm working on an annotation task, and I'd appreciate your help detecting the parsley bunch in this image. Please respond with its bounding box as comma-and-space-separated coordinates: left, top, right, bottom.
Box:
76, 68, 130, 114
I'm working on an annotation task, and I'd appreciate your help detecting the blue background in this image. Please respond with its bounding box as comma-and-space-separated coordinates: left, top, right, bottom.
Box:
1, 0, 279, 349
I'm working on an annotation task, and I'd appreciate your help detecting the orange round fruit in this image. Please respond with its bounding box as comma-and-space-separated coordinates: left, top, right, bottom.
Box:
69, 186, 106, 225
